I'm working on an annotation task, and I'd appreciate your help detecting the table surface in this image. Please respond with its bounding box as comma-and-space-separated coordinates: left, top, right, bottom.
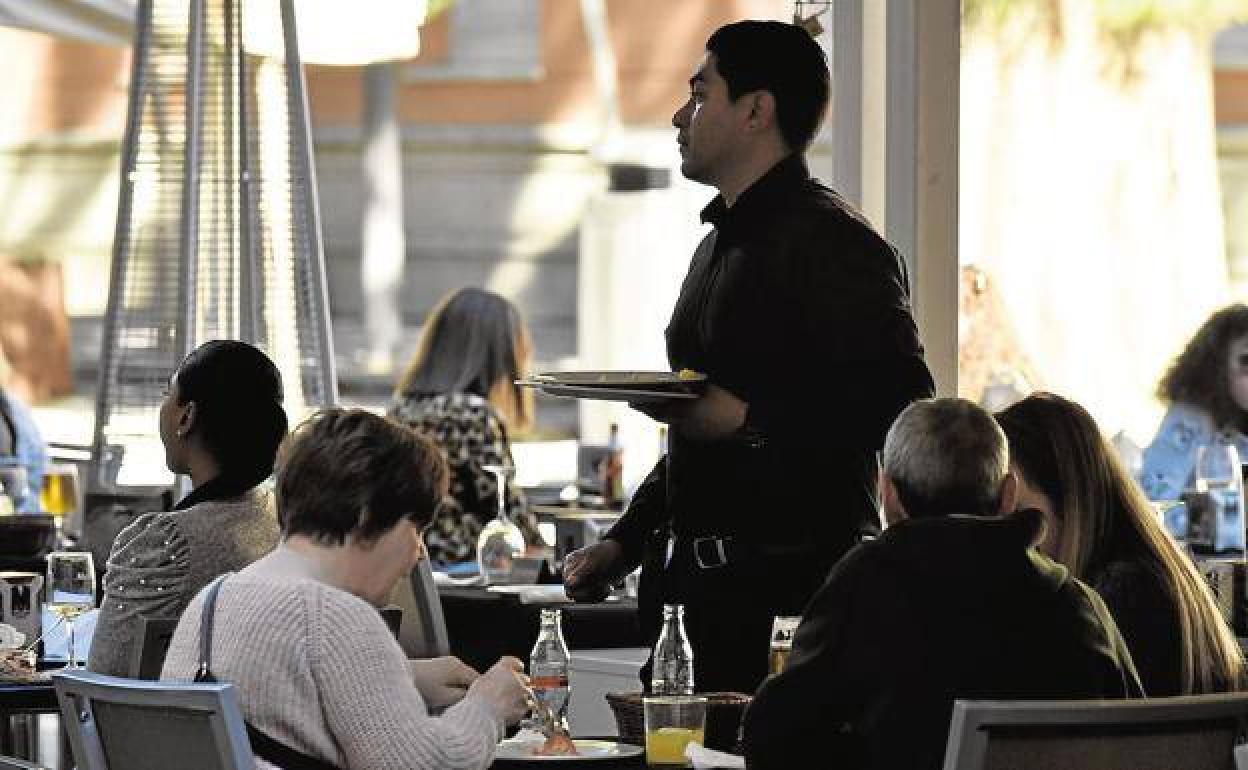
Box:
0, 680, 57, 714
439, 585, 642, 675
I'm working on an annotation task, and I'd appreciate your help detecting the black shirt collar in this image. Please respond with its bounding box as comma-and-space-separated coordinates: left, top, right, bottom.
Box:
172, 473, 257, 511
699, 153, 811, 228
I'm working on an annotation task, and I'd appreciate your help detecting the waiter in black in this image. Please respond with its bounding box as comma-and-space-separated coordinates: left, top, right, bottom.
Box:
565, 19, 934, 695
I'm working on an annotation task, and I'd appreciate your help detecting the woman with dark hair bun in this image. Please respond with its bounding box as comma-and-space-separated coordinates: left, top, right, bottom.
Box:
89, 340, 287, 676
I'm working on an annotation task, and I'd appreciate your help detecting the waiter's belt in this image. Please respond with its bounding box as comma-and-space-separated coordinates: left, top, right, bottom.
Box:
665, 533, 858, 570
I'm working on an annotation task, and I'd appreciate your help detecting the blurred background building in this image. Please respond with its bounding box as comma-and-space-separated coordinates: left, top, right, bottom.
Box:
2, 0, 1248, 480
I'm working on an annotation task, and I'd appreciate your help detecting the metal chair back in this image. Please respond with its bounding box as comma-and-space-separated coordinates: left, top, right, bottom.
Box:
943, 694, 1248, 770
387, 559, 450, 658
127, 615, 179, 680
53, 669, 254, 770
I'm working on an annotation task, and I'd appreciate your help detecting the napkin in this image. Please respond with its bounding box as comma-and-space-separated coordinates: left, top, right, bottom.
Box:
687, 743, 745, 769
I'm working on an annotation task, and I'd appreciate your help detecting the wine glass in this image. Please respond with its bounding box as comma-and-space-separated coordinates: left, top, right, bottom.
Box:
45, 551, 96, 667
476, 464, 525, 584
1194, 438, 1246, 553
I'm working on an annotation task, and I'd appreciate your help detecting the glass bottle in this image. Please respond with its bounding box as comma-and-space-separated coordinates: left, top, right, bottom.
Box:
477, 464, 525, 583
651, 603, 694, 695
602, 423, 624, 509
529, 608, 571, 729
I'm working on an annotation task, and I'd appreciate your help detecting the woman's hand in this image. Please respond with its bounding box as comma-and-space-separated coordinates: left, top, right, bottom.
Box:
407, 656, 479, 710
469, 656, 531, 726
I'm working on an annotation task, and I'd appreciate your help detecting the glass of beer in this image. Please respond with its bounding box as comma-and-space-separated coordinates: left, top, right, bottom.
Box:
768, 615, 801, 676
41, 463, 81, 529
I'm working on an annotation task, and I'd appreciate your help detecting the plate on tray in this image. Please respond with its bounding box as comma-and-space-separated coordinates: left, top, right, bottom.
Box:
530, 370, 707, 391
517, 381, 699, 404
494, 737, 645, 762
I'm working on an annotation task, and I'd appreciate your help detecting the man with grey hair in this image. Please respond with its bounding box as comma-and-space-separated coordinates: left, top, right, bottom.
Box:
743, 398, 1141, 770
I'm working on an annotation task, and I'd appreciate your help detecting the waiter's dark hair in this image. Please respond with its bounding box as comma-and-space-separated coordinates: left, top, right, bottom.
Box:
883, 398, 1008, 517
705, 20, 830, 151
173, 340, 287, 487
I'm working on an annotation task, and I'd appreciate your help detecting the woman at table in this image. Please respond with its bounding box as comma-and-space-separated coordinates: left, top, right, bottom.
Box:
162, 408, 530, 770
996, 392, 1245, 695
89, 340, 287, 677
1140, 303, 1248, 501
388, 288, 541, 566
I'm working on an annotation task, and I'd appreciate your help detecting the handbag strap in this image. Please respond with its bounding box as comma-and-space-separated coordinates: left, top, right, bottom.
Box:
194, 574, 229, 683
192, 573, 342, 770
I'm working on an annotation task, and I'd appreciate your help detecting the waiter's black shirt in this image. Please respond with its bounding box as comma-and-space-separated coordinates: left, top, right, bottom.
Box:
608, 154, 935, 559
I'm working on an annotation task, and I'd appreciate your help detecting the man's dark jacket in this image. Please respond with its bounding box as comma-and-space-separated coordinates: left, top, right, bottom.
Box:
742, 509, 1144, 770
604, 154, 935, 692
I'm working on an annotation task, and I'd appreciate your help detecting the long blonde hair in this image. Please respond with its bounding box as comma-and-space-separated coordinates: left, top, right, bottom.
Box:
997, 392, 1246, 694
394, 288, 534, 432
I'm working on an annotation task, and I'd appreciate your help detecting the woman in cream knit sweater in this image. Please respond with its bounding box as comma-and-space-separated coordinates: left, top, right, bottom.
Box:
162, 409, 530, 770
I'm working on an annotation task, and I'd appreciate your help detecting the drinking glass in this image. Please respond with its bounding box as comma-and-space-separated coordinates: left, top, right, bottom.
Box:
0, 463, 30, 513
768, 616, 801, 676
45, 551, 95, 667
477, 464, 525, 584
644, 695, 707, 766
40, 463, 81, 531
1195, 439, 1247, 553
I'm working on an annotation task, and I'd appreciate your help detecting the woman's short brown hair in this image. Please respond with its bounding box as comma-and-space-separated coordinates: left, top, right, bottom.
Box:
276, 408, 448, 545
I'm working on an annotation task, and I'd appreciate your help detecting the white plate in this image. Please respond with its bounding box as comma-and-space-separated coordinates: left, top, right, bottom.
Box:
517, 381, 699, 404
532, 370, 707, 389
486, 584, 573, 604
494, 738, 644, 762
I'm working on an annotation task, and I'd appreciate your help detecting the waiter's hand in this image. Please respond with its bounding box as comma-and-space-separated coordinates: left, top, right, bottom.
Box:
564, 539, 627, 603
630, 383, 747, 441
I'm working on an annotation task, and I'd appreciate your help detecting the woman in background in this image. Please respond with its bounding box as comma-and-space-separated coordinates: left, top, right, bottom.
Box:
389, 288, 541, 566
997, 392, 1245, 696
1140, 303, 1248, 500
89, 340, 287, 676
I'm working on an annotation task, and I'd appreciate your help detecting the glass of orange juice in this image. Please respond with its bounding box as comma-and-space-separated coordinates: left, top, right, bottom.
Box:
643, 695, 707, 766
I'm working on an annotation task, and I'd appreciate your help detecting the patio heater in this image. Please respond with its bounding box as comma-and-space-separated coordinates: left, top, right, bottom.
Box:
90, 0, 336, 500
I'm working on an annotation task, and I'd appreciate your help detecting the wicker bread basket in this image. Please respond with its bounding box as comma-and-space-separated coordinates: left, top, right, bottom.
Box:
605, 691, 751, 751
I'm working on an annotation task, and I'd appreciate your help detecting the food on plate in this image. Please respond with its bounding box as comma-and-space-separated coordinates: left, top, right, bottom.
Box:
534, 733, 579, 756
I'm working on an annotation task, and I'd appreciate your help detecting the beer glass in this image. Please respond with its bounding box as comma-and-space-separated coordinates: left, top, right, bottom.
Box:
768, 616, 801, 676
41, 463, 81, 530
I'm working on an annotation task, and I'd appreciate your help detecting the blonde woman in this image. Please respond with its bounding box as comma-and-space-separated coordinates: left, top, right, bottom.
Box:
996, 392, 1245, 696
388, 288, 539, 566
